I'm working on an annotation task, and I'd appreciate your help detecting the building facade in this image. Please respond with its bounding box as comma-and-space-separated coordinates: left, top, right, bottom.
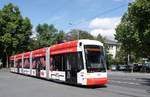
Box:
105, 39, 119, 59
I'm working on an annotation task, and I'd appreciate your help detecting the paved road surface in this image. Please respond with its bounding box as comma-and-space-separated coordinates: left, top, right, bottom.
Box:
0, 69, 150, 97
109, 71, 150, 89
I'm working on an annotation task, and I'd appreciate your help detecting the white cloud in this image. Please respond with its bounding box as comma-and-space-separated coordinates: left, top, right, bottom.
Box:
91, 29, 116, 40
89, 17, 121, 40
89, 17, 120, 29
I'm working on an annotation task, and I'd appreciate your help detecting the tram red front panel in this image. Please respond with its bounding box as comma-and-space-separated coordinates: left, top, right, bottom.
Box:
87, 78, 108, 85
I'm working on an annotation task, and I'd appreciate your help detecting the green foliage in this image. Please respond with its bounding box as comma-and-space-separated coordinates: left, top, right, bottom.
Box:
36, 23, 58, 48
66, 29, 94, 41
0, 3, 32, 53
115, 0, 150, 59
96, 34, 105, 43
95, 34, 109, 51
55, 30, 65, 43
115, 13, 137, 53
0, 3, 32, 67
115, 47, 128, 64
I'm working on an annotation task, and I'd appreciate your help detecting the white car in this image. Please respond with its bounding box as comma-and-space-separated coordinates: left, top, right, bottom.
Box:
111, 65, 117, 71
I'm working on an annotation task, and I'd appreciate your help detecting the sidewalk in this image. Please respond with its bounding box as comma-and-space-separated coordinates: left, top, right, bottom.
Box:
0, 68, 10, 72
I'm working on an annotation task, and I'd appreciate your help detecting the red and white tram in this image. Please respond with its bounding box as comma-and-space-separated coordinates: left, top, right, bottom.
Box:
10, 39, 108, 86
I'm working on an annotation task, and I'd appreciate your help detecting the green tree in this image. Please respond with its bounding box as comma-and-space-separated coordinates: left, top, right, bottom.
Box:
26, 37, 38, 51
128, 0, 150, 58
36, 23, 58, 48
95, 33, 109, 50
115, 13, 136, 56
95, 34, 105, 43
106, 54, 116, 69
66, 29, 94, 41
55, 30, 65, 43
115, 46, 128, 64
0, 3, 32, 67
115, 0, 150, 61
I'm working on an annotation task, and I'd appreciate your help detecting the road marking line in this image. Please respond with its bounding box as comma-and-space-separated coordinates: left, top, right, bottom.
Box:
110, 78, 143, 81
110, 80, 141, 86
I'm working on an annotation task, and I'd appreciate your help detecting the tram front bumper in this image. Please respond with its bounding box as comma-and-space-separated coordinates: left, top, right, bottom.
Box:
86, 78, 108, 85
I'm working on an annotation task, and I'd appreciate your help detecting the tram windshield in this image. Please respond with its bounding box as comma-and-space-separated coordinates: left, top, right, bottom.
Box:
84, 45, 106, 73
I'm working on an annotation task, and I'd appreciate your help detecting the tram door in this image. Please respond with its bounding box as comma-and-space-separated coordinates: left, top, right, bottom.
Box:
65, 53, 77, 84
36, 64, 40, 77
16, 60, 21, 73
36, 60, 41, 77
17, 65, 19, 73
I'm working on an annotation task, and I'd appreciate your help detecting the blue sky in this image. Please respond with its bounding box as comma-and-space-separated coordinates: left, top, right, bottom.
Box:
0, 0, 132, 40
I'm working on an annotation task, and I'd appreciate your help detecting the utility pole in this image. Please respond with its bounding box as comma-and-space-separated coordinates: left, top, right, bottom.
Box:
128, 54, 133, 72
77, 30, 79, 40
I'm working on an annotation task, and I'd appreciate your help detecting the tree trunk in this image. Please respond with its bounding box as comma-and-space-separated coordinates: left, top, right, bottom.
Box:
5, 51, 9, 68
6, 54, 9, 68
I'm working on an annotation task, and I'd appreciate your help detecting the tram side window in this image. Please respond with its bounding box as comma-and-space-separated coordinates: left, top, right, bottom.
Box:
10, 60, 14, 67
66, 53, 77, 70
65, 52, 84, 71
15, 60, 17, 68
32, 58, 36, 69
50, 52, 83, 71
51, 55, 64, 71
32, 56, 46, 70
40, 57, 46, 70
16, 59, 22, 68
24, 58, 30, 69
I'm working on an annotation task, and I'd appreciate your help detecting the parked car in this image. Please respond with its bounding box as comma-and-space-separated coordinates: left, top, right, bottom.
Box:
133, 64, 142, 72
118, 64, 132, 71
141, 63, 150, 72
111, 65, 117, 71
118, 65, 127, 71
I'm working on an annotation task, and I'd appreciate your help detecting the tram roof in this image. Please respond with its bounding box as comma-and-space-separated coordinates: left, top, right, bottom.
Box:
10, 39, 103, 58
